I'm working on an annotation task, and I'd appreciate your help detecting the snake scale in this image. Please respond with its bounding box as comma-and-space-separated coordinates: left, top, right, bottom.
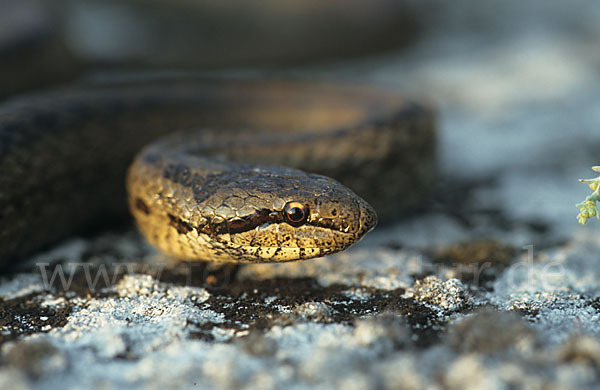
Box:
0, 78, 435, 268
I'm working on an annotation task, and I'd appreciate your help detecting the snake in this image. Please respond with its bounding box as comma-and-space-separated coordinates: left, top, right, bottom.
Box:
0, 78, 435, 268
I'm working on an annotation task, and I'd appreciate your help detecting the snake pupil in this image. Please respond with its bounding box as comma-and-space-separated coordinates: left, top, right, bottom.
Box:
284, 201, 308, 226
288, 208, 303, 221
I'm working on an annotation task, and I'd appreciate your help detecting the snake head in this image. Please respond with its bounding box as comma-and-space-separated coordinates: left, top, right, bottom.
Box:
128, 157, 377, 263
197, 167, 378, 262
267, 171, 378, 261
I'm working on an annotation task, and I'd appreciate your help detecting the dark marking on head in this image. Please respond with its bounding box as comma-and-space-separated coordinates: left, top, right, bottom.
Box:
226, 209, 282, 234
143, 152, 162, 164
198, 219, 227, 237
168, 214, 194, 234
227, 218, 253, 234
197, 209, 284, 237
164, 163, 203, 187
135, 198, 151, 215
309, 217, 355, 234
164, 163, 189, 185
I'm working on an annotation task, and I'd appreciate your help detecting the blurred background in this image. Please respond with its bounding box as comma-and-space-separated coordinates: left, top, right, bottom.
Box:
0, 0, 425, 96
3, 0, 600, 243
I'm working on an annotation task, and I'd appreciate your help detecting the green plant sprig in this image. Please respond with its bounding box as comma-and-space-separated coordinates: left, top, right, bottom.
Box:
577, 166, 600, 225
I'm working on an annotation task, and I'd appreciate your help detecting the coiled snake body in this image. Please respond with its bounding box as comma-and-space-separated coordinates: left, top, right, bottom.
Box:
0, 79, 435, 267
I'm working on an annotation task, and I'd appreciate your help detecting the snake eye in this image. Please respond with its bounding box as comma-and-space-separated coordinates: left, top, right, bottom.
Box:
284, 201, 309, 226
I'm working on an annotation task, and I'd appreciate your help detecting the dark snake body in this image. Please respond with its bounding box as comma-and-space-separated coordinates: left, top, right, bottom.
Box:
0, 79, 435, 267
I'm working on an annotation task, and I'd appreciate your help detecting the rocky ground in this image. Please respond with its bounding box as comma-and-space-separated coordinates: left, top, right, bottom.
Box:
2, 1, 600, 389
